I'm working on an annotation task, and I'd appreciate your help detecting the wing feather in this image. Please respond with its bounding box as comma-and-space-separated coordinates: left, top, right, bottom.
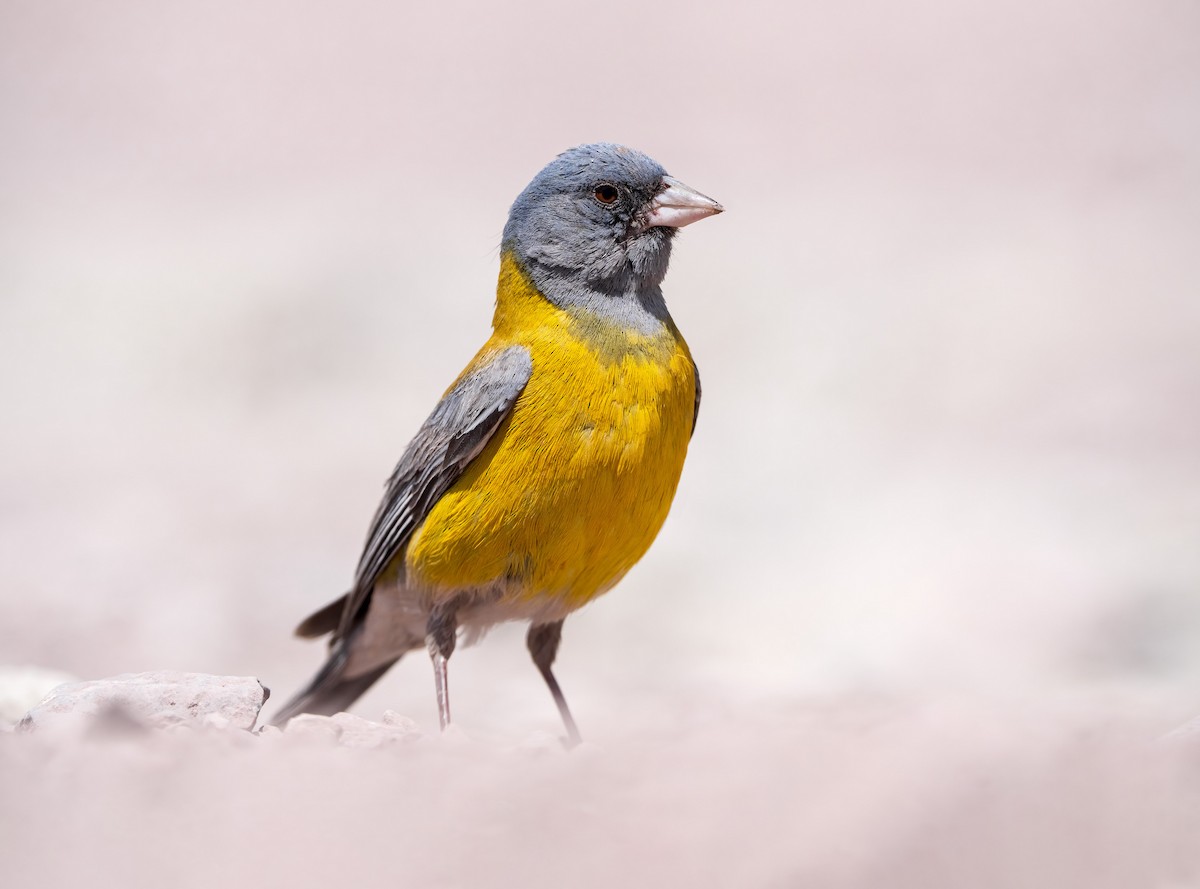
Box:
690, 357, 702, 437
333, 344, 532, 639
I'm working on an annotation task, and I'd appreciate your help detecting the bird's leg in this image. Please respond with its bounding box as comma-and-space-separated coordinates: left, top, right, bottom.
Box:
426, 599, 462, 732
527, 620, 582, 747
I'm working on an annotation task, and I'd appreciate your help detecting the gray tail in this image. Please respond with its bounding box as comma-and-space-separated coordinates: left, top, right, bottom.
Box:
271, 642, 400, 727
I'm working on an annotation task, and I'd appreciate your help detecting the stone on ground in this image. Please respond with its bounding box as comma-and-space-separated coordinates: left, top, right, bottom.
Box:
18, 671, 269, 733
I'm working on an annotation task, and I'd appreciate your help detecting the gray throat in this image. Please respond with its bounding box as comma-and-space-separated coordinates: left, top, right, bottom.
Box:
517, 258, 673, 336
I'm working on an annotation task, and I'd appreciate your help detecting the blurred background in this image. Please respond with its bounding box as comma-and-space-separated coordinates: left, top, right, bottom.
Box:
2, 0, 1199, 884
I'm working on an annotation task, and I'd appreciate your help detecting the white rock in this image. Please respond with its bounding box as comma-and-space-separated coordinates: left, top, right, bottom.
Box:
0, 665, 80, 726
279, 711, 421, 747
280, 712, 344, 743
381, 709, 418, 731
201, 713, 232, 731
332, 711, 419, 748
18, 671, 269, 733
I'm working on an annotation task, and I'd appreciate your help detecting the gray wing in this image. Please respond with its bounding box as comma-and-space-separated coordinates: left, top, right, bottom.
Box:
335, 345, 532, 639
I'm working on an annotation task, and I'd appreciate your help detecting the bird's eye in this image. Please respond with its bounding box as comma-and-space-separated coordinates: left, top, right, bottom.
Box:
593, 184, 619, 205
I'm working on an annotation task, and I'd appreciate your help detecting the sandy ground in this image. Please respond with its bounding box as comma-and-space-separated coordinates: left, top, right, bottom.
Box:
2, 0, 1199, 886
5, 697, 1200, 889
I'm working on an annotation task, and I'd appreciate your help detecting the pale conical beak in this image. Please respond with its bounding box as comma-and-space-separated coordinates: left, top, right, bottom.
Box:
644, 176, 724, 229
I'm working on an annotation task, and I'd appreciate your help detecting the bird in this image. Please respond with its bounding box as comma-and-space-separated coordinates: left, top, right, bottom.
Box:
272, 143, 722, 743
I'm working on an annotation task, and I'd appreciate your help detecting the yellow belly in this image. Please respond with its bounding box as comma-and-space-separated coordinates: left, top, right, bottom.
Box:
404, 256, 696, 611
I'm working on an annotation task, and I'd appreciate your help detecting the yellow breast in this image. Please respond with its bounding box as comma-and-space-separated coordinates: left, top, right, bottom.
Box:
404, 253, 697, 610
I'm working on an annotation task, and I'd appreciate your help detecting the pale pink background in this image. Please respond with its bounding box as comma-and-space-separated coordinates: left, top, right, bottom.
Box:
2, 1, 1199, 886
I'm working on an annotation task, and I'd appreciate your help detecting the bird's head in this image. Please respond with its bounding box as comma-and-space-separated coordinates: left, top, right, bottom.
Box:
502, 143, 722, 310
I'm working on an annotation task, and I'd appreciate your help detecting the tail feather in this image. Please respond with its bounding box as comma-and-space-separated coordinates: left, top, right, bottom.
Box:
294, 593, 349, 639
271, 641, 401, 726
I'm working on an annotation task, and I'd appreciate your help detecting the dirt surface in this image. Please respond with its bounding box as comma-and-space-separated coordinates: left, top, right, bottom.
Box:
2, 1, 1199, 886
5, 695, 1200, 889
